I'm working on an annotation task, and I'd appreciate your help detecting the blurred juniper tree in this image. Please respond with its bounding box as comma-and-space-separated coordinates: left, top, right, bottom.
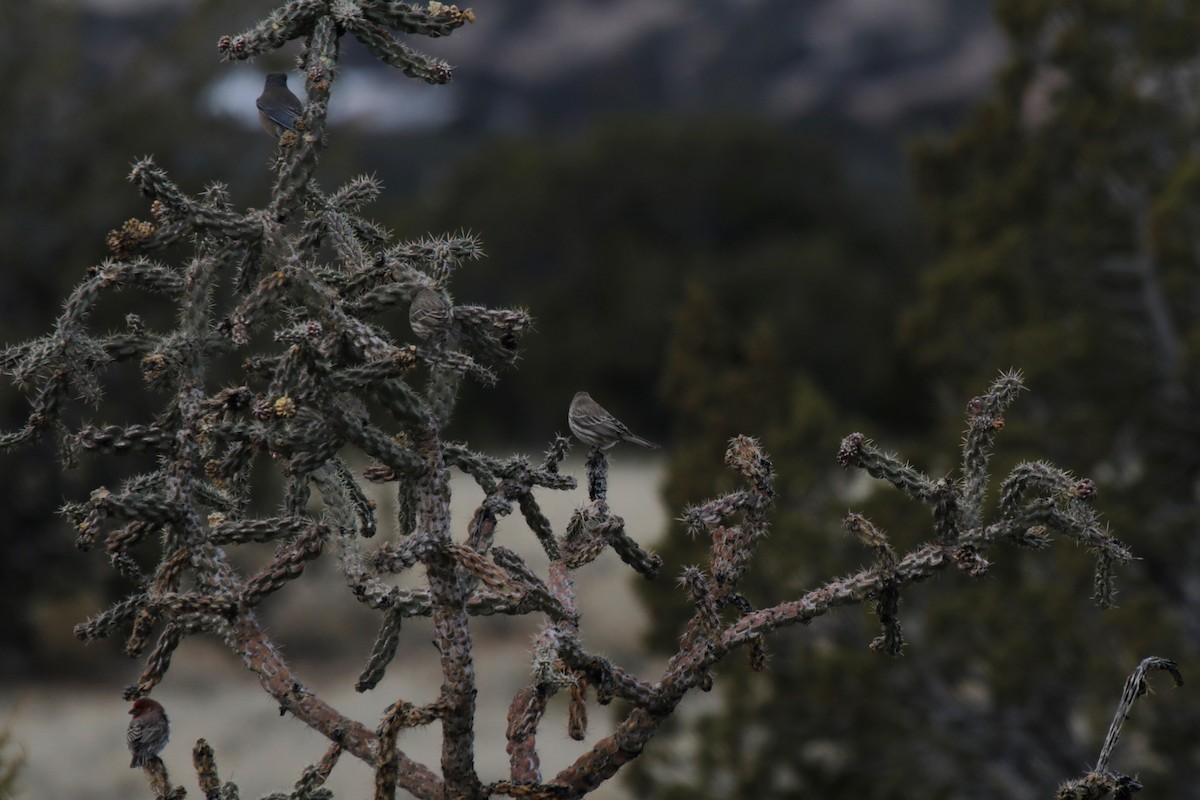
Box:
0, 2, 1182, 800
395, 119, 926, 444
906, 0, 1200, 633
905, 5, 1200, 764
632, 2, 1200, 797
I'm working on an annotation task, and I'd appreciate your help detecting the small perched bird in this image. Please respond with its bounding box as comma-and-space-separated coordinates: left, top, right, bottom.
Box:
409, 287, 453, 343
569, 391, 659, 450
256, 72, 304, 138
127, 698, 170, 768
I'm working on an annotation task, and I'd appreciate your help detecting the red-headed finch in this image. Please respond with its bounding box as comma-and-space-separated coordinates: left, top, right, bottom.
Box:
568, 391, 659, 450
127, 698, 169, 768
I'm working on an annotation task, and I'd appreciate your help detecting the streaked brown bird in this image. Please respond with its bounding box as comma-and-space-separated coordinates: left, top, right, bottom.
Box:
256, 72, 304, 138
127, 698, 170, 768
409, 287, 453, 343
568, 391, 659, 450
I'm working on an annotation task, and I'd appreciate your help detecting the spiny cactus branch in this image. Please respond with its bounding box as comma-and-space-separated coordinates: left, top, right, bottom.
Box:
0, 0, 1165, 796
1056, 657, 1183, 799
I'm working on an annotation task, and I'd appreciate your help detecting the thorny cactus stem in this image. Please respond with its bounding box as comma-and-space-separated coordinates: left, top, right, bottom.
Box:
1056, 657, 1183, 799
584, 447, 607, 504
0, 0, 1174, 796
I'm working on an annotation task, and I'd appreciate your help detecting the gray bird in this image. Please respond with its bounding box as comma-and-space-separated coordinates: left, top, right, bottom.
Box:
256, 72, 304, 138
568, 391, 659, 450
409, 287, 453, 343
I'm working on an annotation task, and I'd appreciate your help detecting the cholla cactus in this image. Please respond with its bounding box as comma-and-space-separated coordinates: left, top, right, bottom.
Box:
0, 3, 1174, 799
1057, 657, 1183, 799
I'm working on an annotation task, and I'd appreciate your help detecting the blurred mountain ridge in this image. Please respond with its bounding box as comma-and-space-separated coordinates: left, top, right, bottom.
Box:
461, 1, 996, 123
73, 0, 1005, 133
388, 0, 1005, 132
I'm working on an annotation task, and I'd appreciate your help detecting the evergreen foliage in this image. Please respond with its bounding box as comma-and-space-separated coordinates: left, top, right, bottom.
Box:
397, 119, 924, 443
633, 3, 1199, 797
905, 6, 1200, 785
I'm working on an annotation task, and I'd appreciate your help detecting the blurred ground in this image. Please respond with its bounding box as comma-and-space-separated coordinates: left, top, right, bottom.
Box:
2, 456, 667, 799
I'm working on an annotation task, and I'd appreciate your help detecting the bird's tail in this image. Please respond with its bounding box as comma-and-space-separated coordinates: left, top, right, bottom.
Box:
624, 433, 660, 449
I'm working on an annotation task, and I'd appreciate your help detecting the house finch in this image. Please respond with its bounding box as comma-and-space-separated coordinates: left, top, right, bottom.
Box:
127, 698, 170, 768
256, 72, 304, 138
568, 391, 659, 450
409, 287, 453, 343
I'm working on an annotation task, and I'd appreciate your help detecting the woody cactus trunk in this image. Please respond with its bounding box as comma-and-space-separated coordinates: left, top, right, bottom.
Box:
0, 3, 1176, 799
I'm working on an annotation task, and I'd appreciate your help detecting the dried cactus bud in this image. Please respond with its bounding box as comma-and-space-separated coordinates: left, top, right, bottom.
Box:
837, 432, 866, 467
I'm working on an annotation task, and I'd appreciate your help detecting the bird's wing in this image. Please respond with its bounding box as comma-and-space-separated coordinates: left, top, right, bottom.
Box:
412, 293, 451, 322
576, 412, 631, 441
257, 97, 301, 132
127, 720, 152, 748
